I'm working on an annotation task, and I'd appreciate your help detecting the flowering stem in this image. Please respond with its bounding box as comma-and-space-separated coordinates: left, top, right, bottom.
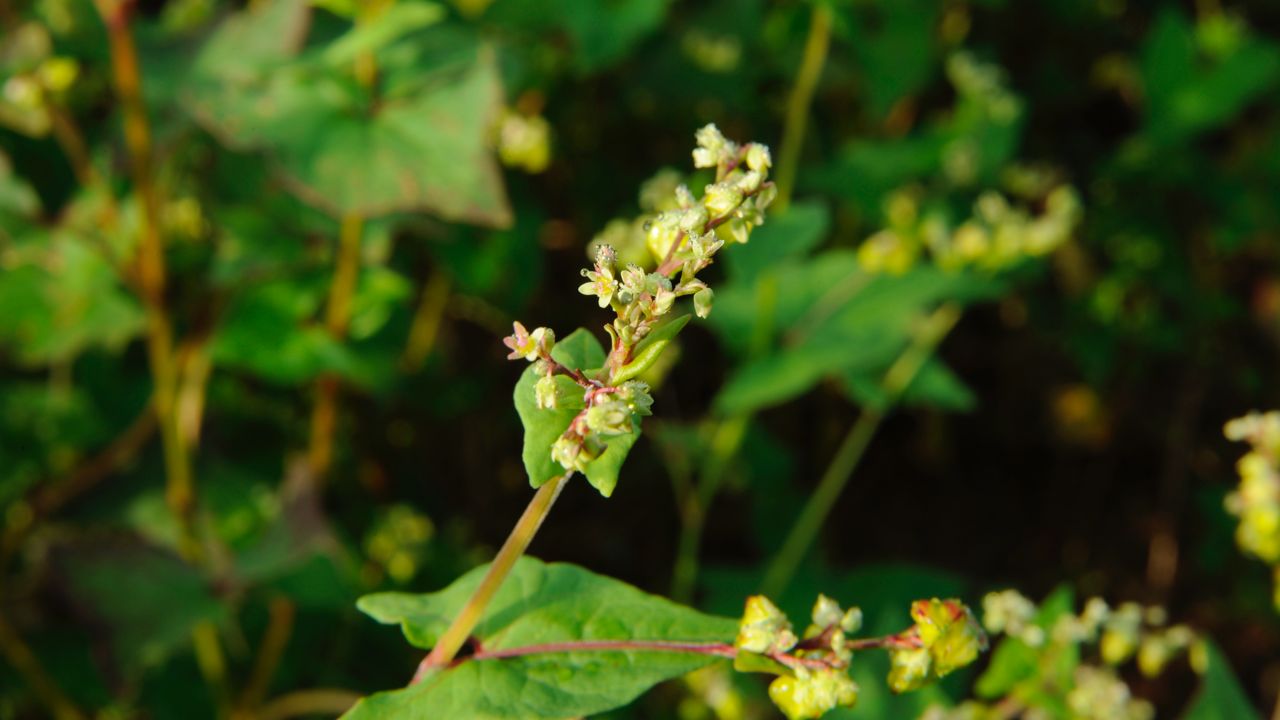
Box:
415, 472, 573, 680
773, 2, 832, 213
762, 301, 963, 596
455, 631, 918, 669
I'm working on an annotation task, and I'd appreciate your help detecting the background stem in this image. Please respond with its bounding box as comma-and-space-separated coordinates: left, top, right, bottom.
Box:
307, 213, 363, 482
762, 302, 963, 595
95, 0, 230, 710
772, 2, 832, 213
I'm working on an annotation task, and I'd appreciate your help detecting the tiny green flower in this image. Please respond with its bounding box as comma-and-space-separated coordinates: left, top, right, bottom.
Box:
615, 381, 654, 416
586, 400, 632, 436
534, 374, 559, 410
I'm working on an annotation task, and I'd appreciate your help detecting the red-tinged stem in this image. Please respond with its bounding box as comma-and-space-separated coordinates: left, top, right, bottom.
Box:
456, 630, 922, 671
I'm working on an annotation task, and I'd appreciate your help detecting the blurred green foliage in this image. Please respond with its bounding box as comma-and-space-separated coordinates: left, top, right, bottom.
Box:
2, 0, 1280, 717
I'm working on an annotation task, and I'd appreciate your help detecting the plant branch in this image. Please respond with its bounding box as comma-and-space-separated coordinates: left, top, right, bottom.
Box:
307, 212, 363, 483
762, 301, 963, 596
94, 0, 230, 709
414, 472, 573, 680
400, 269, 451, 371
773, 2, 832, 213
239, 596, 296, 713
458, 630, 920, 670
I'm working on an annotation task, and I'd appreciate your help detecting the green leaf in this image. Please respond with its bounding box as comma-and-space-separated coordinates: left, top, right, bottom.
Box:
51, 537, 226, 673
1183, 640, 1261, 720
0, 226, 145, 366
185, 7, 511, 225
713, 258, 997, 415
614, 314, 691, 384
1140, 10, 1280, 144
348, 557, 737, 719
513, 328, 640, 496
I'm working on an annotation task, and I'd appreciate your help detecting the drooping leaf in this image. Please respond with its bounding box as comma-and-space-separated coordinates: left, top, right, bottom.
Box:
348, 557, 737, 719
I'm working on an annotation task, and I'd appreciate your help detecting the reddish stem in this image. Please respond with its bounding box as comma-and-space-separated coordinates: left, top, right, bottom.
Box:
446, 629, 919, 672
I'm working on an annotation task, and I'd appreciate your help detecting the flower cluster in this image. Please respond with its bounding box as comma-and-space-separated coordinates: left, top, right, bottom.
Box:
732, 594, 983, 720
886, 599, 988, 692
504, 125, 774, 478
856, 184, 1081, 276
733, 595, 860, 720
1223, 410, 1280, 609
929, 589, 1207, 720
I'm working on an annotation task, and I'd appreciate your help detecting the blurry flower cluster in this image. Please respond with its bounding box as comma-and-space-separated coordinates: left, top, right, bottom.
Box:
856, 185, 1082, 276
0, 23, 79, 137
925, 589, 1207, 720
495, 106, 552, 174
1223, 410, 1280, 609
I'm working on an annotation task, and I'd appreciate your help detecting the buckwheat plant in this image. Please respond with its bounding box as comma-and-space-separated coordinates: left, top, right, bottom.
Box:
1223, 410, 1280, 610
342, 126, 987, 720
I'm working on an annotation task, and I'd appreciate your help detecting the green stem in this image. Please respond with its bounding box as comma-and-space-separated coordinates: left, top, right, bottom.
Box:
671, 415, 750, 602
415, 473, 572, 680
773, 2, 832, 214
96, 0, 231, 711
400, 269, 451, 371
761, 302, 963, 596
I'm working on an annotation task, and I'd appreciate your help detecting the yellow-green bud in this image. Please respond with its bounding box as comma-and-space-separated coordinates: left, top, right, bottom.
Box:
735, 595, 796, 655
768, 668, 858, 720
694, 287, 714, 319
704, 182, 744, 218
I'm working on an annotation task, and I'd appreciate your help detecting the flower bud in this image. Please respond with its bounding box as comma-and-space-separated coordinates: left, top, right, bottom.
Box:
768, 668, 858, 720
534, 374, 559, 410
735, 595, 796, 655
745, 143, 772, 172
704, 182, 744, 218
586, 400, 632, 436
694, 287, 714, 319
